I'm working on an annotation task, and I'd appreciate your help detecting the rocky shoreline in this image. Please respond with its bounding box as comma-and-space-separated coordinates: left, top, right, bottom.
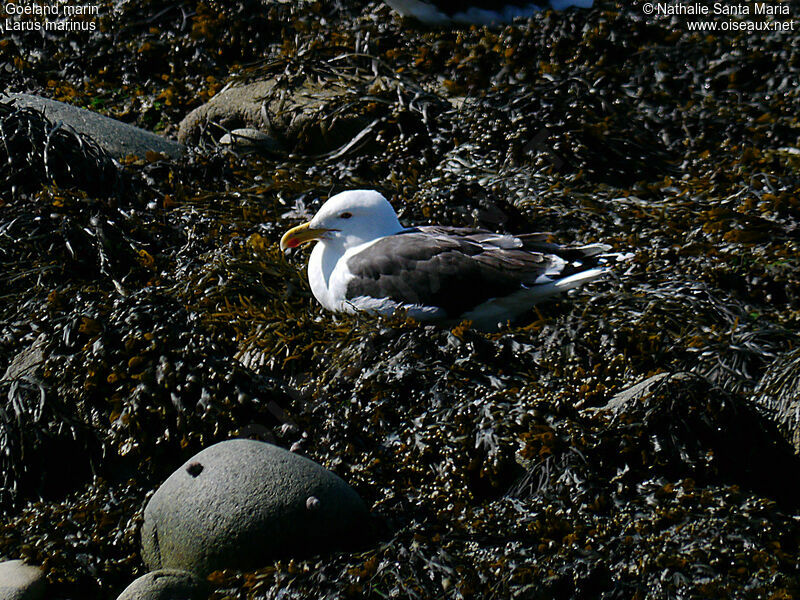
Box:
1, 1, 799, 598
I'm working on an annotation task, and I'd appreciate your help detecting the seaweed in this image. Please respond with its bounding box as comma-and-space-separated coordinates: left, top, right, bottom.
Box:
0, 98, 123, 198
1, 0, 800, 598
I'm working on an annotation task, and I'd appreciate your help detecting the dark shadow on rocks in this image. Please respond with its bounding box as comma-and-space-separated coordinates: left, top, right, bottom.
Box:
511, 372, 800, 510
601, 372, 800, 508
752, 345, 800, 455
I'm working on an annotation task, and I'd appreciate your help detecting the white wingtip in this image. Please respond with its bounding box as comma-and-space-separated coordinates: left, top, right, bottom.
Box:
598, 251, 636, 264
553, 267, 608, 291
575, 243, 611, 257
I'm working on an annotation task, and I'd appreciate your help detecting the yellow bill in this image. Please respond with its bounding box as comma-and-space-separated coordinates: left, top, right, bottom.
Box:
279, 222, 332, 251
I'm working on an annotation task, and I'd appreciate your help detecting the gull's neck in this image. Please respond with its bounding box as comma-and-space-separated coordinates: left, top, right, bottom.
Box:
311, 239, 345, 289
307, 222, 404, 310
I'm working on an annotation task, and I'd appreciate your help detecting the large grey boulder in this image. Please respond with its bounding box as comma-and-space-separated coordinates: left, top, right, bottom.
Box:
141, 439, 370, 575
0, 560, 45, 600
178, 80, 275, 145
4, 93, 184, 160
753, 347, 800, 454
177, 79, 369, 155
115, 570, 207, 600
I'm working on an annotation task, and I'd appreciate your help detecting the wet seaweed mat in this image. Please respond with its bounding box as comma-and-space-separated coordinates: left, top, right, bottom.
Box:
1, 0, 800, 598
0, 98, 123, 197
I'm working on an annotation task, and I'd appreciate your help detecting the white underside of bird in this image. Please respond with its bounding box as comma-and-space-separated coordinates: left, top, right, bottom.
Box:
280, 190, 629, 331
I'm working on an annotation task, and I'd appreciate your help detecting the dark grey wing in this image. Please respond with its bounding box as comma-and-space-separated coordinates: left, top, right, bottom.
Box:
344, 229, 565, 318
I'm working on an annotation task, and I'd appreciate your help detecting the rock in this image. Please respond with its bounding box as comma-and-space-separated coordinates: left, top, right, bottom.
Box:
0, 331, 96, 503
115, 570, 207, 600
596, 372, 728, 478
218, 128, 282, 154
598, 371, 800, 506
599, 371, 685, 416
4, 93, 184, 160
0, 560, 45, 600
1, 334, 46, 383
177, 80, 274, 145
141, 439, 370, 575
753, 347, 800, 454
177, 79, 369, 155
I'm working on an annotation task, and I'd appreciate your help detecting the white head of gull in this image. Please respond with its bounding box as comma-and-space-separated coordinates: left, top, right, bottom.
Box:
280, 189, 627, 331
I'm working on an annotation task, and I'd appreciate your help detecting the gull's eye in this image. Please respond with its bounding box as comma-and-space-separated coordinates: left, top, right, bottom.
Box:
339, 212, 353, 219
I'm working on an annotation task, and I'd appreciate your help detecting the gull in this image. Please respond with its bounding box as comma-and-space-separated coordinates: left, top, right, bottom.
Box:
280, 189, 626, 330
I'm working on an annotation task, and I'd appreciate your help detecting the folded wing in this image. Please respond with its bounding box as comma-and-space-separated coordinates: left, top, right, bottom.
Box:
344, 226, 607, 319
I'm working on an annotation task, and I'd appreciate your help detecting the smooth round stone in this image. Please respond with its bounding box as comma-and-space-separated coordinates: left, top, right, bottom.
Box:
0, 560, 45, 600
115, 570, 207, 600
141, 439, 369, 575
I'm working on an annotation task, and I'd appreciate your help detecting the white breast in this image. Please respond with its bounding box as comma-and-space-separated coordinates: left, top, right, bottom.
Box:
308, 243, 340, 311
307, 239, 385, 313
